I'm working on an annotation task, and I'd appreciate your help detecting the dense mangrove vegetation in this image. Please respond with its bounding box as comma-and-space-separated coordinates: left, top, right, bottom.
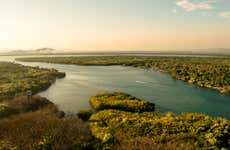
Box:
80, 92, 230, 149
90, 110, 230, 149
0, 62, 65, 100
16, 56, 230, 94
90, 92, 155, 112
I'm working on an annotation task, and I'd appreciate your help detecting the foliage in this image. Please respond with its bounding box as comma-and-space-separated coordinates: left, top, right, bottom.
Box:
0, 104, 16, 118
87, 92, 230, 149
0, 95, 57, 118
0, 107, 94, 150
116, 137, 200, 150
0, 62, 65, 101
17, 56, 230, 94
0, 140, 18, 150
0, 62, 98, 150
89, 109, 230, 149
8, 95, 54, 112
90, 92, 155, 112
37, 135, 53, 150
77, 109, 94, 121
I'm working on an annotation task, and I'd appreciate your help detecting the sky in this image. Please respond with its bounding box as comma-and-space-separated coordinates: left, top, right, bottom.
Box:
0, 0, 230, 52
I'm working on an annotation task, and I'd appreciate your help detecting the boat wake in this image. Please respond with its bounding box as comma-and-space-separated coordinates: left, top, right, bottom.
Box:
136, 81, 147, 84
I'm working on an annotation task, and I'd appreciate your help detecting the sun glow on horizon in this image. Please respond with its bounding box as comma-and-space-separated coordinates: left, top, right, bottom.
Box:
0, 0, 229, 51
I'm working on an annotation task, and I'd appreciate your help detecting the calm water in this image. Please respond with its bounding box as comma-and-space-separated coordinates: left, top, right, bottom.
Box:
0, 55, 230, 118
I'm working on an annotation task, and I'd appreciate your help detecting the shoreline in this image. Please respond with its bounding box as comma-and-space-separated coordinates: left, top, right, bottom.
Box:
16, 56, 230, 95
1, 62, 230, 149
141, 66, 230, 95
0, 62, 66, 101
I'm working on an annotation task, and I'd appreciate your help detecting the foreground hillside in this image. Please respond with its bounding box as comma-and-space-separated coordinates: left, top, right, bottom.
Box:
0, 96, 93, 150
16, 56, 230, 94
0, 62, 95, 149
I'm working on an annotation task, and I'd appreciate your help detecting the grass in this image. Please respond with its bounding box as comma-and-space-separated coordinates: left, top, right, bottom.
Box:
0, 95, 58, 119
0, 107, 93, 150
0, 95, 99, 150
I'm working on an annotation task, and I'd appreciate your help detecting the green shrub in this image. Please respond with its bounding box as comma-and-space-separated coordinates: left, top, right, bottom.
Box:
0, 140, 18, 150
8, 95, 54, 113
0, 110, 93, 150
89, 110, 230, 149
37, 135, 53, 150
77, 109, 94, 121
0, 104, 16, 118
0, 96, 56, 119
0, 62, 65, 101
90, 92, 155, 112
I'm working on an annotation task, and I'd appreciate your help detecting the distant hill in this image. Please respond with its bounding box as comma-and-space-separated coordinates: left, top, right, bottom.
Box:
34, 48, 56, 53
0, 48, 229, 56
0, 48, 59, 55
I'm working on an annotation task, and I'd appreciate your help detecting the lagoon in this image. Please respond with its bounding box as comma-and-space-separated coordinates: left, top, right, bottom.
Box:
0, 55, 230, 118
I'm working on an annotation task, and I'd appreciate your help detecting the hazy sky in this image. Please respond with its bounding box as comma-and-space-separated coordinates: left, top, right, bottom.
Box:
0, 0, 230, 51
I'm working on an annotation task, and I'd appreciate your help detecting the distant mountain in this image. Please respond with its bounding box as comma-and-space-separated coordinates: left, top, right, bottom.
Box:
0, 48, 229, 56
34, 48, 56, 53
0, 48, 59, 55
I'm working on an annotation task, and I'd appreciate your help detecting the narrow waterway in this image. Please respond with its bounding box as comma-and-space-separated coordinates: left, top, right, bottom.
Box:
0, 55, 230, 118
